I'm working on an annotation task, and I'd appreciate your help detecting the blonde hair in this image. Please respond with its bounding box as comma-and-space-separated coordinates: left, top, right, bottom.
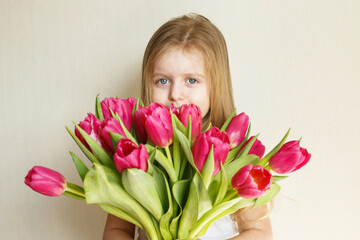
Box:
141, 13, 235, 128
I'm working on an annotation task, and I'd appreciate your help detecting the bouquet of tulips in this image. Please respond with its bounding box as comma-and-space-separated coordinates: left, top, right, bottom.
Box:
25, 96, 310, 240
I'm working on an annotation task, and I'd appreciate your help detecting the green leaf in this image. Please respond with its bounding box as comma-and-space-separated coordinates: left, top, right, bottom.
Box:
201, 145, 214, 189
113, 112, 138, 144
259, 128, 291, 166
193, 172, 212, 219
95, 95, 104, 121
69, 151, 89, 182
253, 183, 281, 207
171, 112, 186, 134
158, 169, 173, 240
272, 175, 289, 182
145, 145, 177, 184
174, 128, 199, 174
65, 126, 100, 165
237, 133, 259, 158
178, 179, 199, 239
220, 108, 236, 131
110, 131, 124, 151
74, 123, 114, 167
185, 115, 192, 142
122, 168, 164, 221
213, 164, 228, 206
84, 164, 159, 240
100, 204, 142, 227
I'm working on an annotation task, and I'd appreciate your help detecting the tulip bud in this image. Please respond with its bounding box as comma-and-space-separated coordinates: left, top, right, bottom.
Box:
192, 127, 231, 176
178, 104, 202, 141
269, 140, 311, 174
113, 139, 148, 173
144, 103, 173, 148
75, 113, 102, 151
240, 136, 266, 159
232, 164, 272, 199
24, 166, 66, 196
100, 97, 134, 131
99, 118, 126, 153
225, 112, 249, 148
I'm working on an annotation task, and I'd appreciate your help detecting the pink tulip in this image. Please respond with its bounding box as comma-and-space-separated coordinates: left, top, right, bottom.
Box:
144, 103, 173, 147
269, 140, 311, 174
100, 97, 134, 131
178, 104, 202, 141
75, 113, 102, 151
113, 138, 148, 173
232, 164, 272, 199
192, 127, 231, 176
134, 107, 149, 144
99, 118, 126, 153
225, 112, 249, 148
24, 166, 66, 196
240, 136, 266, 159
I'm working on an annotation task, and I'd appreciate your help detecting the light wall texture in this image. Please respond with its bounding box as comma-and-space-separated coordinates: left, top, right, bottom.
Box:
1, 0, 359, 239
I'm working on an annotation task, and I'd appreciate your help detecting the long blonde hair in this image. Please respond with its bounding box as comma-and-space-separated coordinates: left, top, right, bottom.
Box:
141, 13, 235, 128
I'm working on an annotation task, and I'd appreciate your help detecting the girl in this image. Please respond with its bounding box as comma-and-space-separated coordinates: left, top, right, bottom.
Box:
103, 13, 272, 240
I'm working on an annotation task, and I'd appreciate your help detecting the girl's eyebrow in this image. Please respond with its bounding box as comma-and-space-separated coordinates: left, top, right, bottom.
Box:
152, 72, 206, 79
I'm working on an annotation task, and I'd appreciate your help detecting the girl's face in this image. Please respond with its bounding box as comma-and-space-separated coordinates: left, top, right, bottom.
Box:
151, 46, 210, 118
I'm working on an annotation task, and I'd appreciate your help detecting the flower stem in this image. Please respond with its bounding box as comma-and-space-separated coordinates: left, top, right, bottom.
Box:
165, 146, 172, 165
64, 182, 85, 200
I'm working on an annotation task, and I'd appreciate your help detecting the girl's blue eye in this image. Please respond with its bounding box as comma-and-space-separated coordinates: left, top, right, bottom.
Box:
158, 78, 169, 84
187, 78, 197, 84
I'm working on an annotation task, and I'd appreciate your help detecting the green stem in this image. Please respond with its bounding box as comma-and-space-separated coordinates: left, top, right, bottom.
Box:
222, 190, 239, 202
165, 146, 172, 165
65, 182, 85, 198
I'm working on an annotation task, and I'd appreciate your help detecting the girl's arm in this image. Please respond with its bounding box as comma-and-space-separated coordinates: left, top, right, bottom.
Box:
103, 214, 135, 240
229, 204, 273, 240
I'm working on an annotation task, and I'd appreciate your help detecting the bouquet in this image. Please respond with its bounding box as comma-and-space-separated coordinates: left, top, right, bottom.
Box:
25, 96, 310, 240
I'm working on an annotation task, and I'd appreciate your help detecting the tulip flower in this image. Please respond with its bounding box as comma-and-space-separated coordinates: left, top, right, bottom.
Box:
75, 113, 102, 151
144, 103, 173, 148
240, 136, 266, 159
24, 166, 66, 196
192, 127, 231, 176
178, 104, 202, 141
225, 112, 249, 148
269, 140, 311, 174
100, 97, 134, 131
232, 164, 272, 199
113, 138, 148, 173
99, 118, 126, 153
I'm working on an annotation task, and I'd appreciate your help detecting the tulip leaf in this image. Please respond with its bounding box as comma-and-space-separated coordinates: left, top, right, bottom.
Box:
213, 163, 228, 206
65, 126, 100, 165
172, 132, 181, 178
224, 123, 252, 164
100, 204, 142, 228
113, 111, 138, 145
237, 134, 259, 158
205, 122, 212, 131
178, 178, 199, 239
158, 169, 173, 240
272, 175, 289, 182
193, 198, 255, 238
69, 151, 89, 182
220, 108, 236, 131
193, 172, 213, 219
172, 179, 191, 209
201, 145, 214, 189
259, 128, 291, 166
110, 131, 124, 151
145, 145, 177, 184
84, 164, 159, 240
174, 128, 200, 175
171, 112, 186, 134
74, 123, 114, 168
185, 115, 192, 142
122, 168, 164, 221
253, 183, 281, 208
188, 197, 244, 239
95, 95, 104, 121
147, 161, 168, 212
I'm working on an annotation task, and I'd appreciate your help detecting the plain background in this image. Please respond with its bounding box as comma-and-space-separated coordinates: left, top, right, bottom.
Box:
1, 0, 359, 239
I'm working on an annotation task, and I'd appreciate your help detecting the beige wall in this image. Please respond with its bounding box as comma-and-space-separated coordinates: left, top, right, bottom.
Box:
1, 0, 359, 239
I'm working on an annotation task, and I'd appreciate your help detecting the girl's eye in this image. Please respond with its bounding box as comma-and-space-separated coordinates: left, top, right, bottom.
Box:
187, 78, 198, 84
157, 78, 169, 85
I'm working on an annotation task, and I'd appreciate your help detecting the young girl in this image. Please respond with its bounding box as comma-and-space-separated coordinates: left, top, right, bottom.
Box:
103, 13, 272, 240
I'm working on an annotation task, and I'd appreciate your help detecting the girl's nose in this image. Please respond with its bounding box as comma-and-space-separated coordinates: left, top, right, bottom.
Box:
169, 84, 184, 102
